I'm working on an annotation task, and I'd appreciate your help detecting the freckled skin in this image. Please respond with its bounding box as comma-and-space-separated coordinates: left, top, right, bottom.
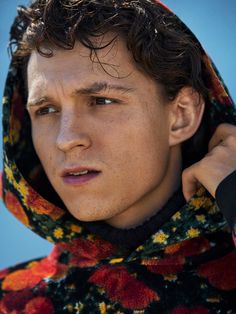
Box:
27, 36, 182, 229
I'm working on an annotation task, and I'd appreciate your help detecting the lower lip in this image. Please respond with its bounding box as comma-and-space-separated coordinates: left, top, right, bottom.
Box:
62, 172, 100, 185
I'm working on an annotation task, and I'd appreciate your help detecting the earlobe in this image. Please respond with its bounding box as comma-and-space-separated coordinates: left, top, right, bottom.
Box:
168, 87, 205, 146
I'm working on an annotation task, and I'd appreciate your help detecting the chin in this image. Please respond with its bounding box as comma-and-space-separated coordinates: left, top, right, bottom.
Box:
66, 204, 110, 222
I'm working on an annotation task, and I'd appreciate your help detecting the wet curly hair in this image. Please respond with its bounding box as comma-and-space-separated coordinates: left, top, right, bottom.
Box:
10, 0, 210, 165
10, 0, 208, 101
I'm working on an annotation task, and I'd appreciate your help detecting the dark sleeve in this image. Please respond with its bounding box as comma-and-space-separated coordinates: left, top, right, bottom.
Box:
215, 170, 236, 243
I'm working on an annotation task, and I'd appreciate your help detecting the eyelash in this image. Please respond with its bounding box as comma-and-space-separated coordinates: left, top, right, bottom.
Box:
91, 97, 119, 106
35, 106, 58, 116
34, 97, 120, 116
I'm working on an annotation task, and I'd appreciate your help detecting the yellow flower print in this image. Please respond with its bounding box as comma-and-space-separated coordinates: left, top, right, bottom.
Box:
209, 204, 220, 215
164, 274, 177, 282
46, 236, 54, 243
74, 302, 84, 313
70, 224, 82, 233
191, 195, 214, 211
172, 211, 181, 221
153, 231, 169, 244
99, 302, 107, 314
190, 197, 205, 209
204, 198, 213, 208
67, 284, 76, 290
13, 179, 28, 200
27, 261, 38, 269
53, 228, 64, 239
136, 245, 144, 252
196, 215, 206, 223
2, 96, 9, 105
87, 234, 95, 240
4, 164, 14, 184
109, 258, 124, 264
65, 304, 74, 312
187, 227, 200, 238
3, 135, 9, 144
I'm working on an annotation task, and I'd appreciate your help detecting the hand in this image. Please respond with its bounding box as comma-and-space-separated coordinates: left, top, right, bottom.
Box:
182, 123, 236, 201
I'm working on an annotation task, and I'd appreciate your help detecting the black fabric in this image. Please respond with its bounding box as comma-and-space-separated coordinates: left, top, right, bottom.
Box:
84, 189, 185, 250
216, 170, 236, 230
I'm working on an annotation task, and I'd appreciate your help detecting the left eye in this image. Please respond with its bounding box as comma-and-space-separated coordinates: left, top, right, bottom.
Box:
93, 97, 115, 105
35, 106, 58, 116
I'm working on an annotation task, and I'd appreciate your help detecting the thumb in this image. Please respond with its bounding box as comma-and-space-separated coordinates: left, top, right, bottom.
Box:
182, 164, 202, 201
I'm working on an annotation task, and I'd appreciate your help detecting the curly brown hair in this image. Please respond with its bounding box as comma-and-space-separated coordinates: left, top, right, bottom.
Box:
10, 0, 208, 101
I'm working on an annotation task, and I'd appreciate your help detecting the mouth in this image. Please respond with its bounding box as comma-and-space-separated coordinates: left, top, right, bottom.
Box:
61, 167, 101, 185
66, 170, 98, 176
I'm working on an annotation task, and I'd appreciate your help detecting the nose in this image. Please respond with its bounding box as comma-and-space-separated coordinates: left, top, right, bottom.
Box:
56, 111, 92, 152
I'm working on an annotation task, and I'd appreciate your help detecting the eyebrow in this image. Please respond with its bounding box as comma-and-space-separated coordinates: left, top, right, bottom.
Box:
27, 81, 135, 108
72, 81, 135, 96
27, 96, 52, 109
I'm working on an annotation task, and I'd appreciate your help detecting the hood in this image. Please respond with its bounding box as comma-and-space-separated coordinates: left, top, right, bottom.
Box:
2, 1, 236, 259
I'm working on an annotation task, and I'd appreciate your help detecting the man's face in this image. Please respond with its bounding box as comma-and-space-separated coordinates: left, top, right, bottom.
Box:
27, 36, 177, 228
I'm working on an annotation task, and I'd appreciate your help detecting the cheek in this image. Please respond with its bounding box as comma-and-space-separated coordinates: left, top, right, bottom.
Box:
105, 115, 170, 180
31, 126, 55, 172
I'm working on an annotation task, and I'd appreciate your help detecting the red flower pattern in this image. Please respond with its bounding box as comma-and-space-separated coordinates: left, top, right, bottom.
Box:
144, 255, 185, 275
26, 187, 65, 221
5, 191, 29, 227
24, 297, 54, 314
144, 237, 211, 275
2, 246, 67, 292
0, 269, 9, 280
0, 291, 53, 314
165, 237, 210, 257
198, 250, 236, 290
59, 238, 116, 267
0, 290, 33, 313
89, 265, 159, 309
203, 55, 232, 106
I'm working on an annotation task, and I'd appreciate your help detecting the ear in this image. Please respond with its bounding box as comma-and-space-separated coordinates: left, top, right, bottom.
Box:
168, 87, 205, 146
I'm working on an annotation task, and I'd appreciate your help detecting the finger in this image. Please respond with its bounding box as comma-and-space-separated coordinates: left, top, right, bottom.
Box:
208, 123, 236, 151
182, 165, 202, 201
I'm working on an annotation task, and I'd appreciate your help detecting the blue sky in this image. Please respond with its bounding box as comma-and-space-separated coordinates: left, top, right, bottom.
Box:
0, 0, 236, 269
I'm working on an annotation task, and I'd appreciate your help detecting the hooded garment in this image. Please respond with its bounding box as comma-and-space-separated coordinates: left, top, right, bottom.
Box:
0, 1, 236, 313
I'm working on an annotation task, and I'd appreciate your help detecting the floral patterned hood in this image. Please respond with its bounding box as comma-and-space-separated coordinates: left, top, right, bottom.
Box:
2, 2, 236, 247
1, 1, 236, 313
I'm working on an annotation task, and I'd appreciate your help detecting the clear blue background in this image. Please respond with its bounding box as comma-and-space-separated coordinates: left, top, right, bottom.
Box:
0, 0, 236, 269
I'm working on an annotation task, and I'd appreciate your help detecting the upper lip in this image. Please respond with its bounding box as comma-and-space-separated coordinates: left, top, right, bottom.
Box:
61, 166, 100, 177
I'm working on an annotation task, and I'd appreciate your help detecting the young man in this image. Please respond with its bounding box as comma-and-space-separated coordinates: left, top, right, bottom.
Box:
0, 0, 235, 313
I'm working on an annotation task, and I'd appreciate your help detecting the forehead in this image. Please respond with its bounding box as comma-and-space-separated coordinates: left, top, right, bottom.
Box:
27, 36, 135, 81
27, 35, 161, 100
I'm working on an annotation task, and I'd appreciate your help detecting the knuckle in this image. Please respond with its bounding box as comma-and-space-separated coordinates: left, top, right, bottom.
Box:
225, 134, 236, 146
216, 123, 228, 133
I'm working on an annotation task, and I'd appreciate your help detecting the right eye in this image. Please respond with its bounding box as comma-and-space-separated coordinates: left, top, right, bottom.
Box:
35, 106, 58, 116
